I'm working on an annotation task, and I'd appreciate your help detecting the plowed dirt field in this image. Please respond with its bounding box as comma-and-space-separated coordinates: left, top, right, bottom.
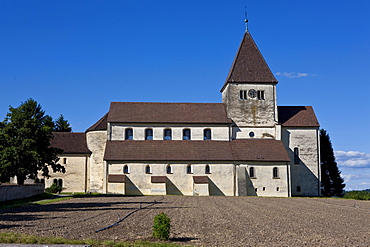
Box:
1, 196, 370, 246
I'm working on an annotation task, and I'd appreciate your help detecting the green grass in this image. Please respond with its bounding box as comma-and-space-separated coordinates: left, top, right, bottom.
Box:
0, 232, 188, 247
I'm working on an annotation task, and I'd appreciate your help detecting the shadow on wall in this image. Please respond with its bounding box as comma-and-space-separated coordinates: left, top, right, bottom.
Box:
166, 179, 183, 195
125, 177, 143, 196
209, 178, 225, 196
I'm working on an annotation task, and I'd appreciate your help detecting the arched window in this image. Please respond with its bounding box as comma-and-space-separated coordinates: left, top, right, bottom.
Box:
145, 165, 151, 174
294, 147, 300, 164
204, 129, 211, 140
58, 178, 63, 187
183, 129, 191, 140
145, 128, 153, 140
187, 165, 192, 174
125, 128, 133, 140
53, 178, 58, 185
205, 165, 211, 174
249, 167, 255, 178
123, 165, 129, 174
166, 165, 172, 174
164, 129, 172, 140
273, 167, 279, 178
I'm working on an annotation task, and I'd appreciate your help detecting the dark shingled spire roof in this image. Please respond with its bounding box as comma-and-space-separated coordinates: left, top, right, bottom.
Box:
221, 32, 277, 91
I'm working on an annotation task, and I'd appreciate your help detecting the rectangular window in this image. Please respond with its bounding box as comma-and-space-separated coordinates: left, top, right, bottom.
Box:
240, 90, 247, 100
257, 90, 265, 100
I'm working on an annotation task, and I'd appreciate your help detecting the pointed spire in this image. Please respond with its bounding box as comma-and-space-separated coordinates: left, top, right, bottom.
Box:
221, 32, 277, 92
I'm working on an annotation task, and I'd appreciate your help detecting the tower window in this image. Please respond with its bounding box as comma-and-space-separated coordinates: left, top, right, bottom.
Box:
204, 129, 212, 140
164, 129, 172, 140
183, 129, 191, 140
257, 90, 265, 100
294, 147, 300, 164
125, 128, 133, 140
145, 128, 153, 140
240, 90, 248, 100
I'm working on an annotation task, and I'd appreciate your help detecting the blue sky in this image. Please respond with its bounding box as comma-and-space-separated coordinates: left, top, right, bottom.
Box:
1, 1, 369, 190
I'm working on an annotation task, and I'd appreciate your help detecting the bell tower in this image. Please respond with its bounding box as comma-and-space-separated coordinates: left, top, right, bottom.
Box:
221, 31, 279, 139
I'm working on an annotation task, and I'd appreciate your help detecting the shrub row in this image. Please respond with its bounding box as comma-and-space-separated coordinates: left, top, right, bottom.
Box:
344, 190, 370, 200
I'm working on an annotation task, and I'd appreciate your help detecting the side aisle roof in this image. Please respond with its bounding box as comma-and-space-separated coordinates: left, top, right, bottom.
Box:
51, 132, 91, 154
104, 139, 290, 162
278, 106, 319, 127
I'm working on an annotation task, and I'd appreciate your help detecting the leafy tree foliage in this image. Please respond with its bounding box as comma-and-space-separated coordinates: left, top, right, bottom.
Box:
320, 129, 345, 197
54, 114, 72, 132
0, 99, 65, 185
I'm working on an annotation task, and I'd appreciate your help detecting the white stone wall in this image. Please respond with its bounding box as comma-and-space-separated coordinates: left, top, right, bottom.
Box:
86, 131, 107, 193
45, 154, 89, 193
232, 126, 277, 139
107, 162, 235, 196
237, 163, 290, 197
222, 83, 278, 127
110, 124, 230, 141
281, 127, 320, 196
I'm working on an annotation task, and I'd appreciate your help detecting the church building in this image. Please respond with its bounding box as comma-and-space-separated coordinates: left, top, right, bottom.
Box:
48, 30, 321, 197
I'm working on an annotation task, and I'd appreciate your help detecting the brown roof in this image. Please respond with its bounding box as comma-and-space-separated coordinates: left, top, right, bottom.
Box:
193, 176, 209, 184
230, 139, 290, 162
278, 106, 320, 127
107, 102, 232, 124
151, 176, 167, 183
86, 113, 108, 132
104, 139, 290, 162
108, 174, 126, 183
50, 132, 91, 154
221, 32, 277, 91
104, 140, 234, 161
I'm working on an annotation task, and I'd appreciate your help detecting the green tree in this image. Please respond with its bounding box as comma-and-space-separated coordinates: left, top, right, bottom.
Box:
320, 129, 345, 197
0, 99, 65, 185
54, 114, 72, 132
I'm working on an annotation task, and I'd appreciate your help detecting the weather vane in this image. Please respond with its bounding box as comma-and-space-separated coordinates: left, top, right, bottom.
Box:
244, 6, 249, 33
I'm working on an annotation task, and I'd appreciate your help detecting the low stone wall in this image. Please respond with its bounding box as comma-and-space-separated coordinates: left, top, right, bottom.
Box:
0, 184, 45, 202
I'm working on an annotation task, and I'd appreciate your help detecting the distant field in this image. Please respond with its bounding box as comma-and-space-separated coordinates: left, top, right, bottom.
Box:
1, 196, 370, 246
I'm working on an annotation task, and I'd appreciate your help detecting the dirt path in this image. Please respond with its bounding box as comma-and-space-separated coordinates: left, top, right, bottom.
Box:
1, 196, 370, 246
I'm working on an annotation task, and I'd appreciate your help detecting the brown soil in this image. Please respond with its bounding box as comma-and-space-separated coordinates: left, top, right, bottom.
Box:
1, 196, 370, 246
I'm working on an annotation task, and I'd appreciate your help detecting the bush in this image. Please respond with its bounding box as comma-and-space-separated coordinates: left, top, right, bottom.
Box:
152, 212, 171, 240
45, 183, 62, 194
344, 190, 370, 200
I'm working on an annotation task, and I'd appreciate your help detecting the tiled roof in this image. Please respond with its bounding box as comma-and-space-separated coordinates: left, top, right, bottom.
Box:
278, 106, 320, 127
221, 32, 277, 91
104, 139, 290, 162
86, 113, 108, 132
230, 139, 290, 162
51, 132, 91, 154
107, 102, 232, 124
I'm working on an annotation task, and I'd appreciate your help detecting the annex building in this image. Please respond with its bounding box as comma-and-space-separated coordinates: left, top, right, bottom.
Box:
48, 30, 321, 197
